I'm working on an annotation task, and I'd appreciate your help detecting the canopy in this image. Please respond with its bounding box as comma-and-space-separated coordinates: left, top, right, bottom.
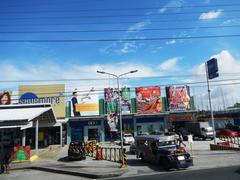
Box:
0, 104, 56, 129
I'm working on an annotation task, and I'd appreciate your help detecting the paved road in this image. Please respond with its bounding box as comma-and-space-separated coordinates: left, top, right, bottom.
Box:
109, 165, 240, 180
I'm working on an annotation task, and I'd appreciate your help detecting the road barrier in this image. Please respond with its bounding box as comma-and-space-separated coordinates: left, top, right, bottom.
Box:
120, 148, 127, 169
83, 142, 126, 167
219, 136, 240, 147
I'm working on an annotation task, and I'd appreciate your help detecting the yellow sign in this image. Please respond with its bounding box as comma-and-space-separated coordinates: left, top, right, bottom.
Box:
76, 104, 99, 112
19, 84, 65, 118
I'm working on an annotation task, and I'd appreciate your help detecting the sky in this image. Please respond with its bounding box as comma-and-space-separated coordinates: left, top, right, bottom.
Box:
1, 0, 240, 110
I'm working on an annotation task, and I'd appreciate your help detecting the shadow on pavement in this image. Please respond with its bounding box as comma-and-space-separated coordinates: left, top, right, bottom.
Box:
58, 156, 71, 162
126, 158, 165, 171
235, 167, 240, 175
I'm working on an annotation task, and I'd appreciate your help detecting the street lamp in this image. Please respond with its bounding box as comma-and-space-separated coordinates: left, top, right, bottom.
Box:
97, 70, 138, 152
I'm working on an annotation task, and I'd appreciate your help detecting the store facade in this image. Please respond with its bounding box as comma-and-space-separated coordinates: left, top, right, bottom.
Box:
0, 104, 62, 159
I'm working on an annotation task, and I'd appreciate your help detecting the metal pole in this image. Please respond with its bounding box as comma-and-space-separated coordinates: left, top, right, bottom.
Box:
60, 123, 63, 147
35, 119, 39, 150
22, 129, 26, 146
205, 63, 216, 144
117, 76, 124, 152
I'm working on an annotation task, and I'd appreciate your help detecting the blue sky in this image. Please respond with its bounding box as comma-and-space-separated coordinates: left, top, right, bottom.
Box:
1, 0, 240, 109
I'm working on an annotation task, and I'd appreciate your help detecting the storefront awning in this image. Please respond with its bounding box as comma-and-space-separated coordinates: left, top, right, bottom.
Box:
0, 104, 56, 129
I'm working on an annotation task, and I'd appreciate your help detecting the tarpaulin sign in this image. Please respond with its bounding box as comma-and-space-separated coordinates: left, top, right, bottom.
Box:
12, 145, 31, 162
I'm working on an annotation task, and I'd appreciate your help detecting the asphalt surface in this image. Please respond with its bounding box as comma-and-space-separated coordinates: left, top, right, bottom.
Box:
109, 165, 240, 180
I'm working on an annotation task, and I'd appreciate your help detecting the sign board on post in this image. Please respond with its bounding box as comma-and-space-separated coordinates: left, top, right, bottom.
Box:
207, 58, 219, 79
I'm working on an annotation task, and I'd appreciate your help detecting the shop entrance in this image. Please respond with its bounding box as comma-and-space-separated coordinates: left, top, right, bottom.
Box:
88, 128, 99, 141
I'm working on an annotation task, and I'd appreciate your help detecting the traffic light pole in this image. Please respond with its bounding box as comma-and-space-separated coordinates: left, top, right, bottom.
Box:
205, 62, 217, 144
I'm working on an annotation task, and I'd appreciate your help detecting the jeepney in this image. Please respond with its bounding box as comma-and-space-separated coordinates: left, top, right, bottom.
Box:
135, 135, 193, 170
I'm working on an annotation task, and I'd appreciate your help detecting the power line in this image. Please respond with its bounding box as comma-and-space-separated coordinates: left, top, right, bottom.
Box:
6, 78, 240, 100
1, 3, 240, 13
1, 17, 238, 27
1, 9, 240, 21
2, 73, 240, 83
1, 34, 240, 43
1, 24, 240, 34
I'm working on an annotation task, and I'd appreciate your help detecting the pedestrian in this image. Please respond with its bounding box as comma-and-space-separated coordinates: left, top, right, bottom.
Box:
177, 132, 186, 148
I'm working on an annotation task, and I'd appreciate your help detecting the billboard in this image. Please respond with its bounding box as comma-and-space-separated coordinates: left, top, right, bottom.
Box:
0, 91, 12, 105
136, 86, 162, 114
166, 85, 191, 111
71, 88, 99, 117
121, 87, 131, 114
104, 88, 119, 115
19, 84, 65, 118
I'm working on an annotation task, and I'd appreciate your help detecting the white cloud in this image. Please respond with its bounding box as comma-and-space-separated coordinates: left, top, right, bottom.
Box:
0, 56, 184, 91
120, 42, 137, 54
158, 57, 180, 71
158, 0, 185, 14
190, 50, 240, 110
165, 39, 176, 45
199, 9, 223, 20
128, 20, 151, 32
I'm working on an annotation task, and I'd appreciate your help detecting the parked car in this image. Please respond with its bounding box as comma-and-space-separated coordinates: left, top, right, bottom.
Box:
129, 143, 136, 154
135, 135, 193, 170
216, 129, 239, 137
68, 141, 86, 160
123, 133, 134, 145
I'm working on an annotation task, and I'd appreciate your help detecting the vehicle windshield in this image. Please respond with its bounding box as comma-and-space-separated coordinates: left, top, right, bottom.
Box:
124, 134, 133, 137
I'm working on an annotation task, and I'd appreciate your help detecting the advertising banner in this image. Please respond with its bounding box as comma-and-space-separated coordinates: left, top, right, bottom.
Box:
121, 87, 131, 114
104, 88, 119, 114
0, 91, 12, 105
136, 86, 162, 114
12, 145, 31, 162
166, 85, 191, 111
71, 88, 99, 116
19, 84, 65, 118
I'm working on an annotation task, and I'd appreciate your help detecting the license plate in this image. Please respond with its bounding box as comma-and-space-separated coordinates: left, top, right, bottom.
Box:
177, 156, 185, 161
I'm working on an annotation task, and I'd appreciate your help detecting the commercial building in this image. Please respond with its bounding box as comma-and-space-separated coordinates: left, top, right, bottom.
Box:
0, 104, 62, 159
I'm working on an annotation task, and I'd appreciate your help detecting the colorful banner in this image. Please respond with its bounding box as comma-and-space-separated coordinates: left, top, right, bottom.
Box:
136, 86, 162, 114
19, 84, 65, 118
104, 88, 119, 114
0, 91, 12, 105
121, 87, 131, 114
71, 88, 99, 116
166, 85, 191, 111
107, 113, 118, 132
12, 145, 31, 162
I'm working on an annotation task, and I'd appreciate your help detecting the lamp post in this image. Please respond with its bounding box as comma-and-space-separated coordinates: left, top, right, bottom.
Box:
97, 70, 138, 152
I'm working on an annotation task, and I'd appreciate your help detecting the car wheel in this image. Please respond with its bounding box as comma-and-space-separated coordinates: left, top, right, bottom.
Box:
140, 154, 146, 162
160, 158, 171, 171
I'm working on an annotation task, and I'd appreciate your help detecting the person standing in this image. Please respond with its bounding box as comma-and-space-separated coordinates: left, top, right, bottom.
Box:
177, 132, 186, 147
72, 91, 80, 117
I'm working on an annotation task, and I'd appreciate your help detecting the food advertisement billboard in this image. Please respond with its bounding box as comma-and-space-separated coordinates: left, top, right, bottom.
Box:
166, 85, 191, 111
136, 86, 162, 114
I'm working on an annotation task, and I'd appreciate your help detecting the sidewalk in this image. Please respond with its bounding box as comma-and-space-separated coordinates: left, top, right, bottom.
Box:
10, 146, 126, 179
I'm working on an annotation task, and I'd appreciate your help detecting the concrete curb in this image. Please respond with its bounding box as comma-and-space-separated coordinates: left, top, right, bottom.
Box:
30, 166, 126, 179
210, 144, 240, 151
